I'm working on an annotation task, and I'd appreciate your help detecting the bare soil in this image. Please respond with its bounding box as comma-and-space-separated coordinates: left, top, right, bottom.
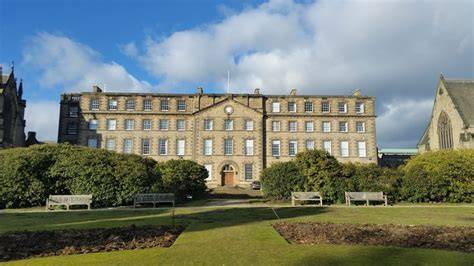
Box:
273, 222, 473, 253
0, 225, 184, 262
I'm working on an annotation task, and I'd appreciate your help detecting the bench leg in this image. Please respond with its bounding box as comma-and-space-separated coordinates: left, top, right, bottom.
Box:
319, 199, 323, 207
88, 204, 91, 210
384, 196, 388, 206
366, 199, 369, 206
66, 204, 69, 211
291, 197, 295, 207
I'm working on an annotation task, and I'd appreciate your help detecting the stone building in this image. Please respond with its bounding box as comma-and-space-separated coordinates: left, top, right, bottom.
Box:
418, 75, 474, 152
0, 66, 26, 149
58, 86, 377, 187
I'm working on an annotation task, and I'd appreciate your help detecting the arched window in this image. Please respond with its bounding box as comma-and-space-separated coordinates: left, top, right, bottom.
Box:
437, 111, 453, 149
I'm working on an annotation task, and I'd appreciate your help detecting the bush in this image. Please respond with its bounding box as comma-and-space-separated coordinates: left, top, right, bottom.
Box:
294, 150, 345, 202
0, 144, 162, 208
157, 159, 208, 201
261, 161, 305, 200
401, 149, 474, 203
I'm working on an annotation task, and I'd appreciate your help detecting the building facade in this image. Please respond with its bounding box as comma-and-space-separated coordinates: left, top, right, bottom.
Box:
58, 87, 377, 187
418, 75, 474, 152
0, 66, 26, 149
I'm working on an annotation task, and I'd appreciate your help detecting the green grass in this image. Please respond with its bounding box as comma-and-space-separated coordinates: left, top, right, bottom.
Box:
2, 205, 473, 265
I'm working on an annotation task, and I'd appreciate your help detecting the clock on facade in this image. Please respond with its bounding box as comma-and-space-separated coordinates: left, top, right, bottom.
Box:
224, 106, 234, 114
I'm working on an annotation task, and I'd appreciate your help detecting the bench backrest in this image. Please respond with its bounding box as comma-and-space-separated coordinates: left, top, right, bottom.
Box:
291, 192, 321, 199
135, 193, 175, 202
345, 192, 384, 200
48, 195, 92, 204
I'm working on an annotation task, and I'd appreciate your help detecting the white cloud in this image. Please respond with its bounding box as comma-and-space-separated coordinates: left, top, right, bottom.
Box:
24, 100, 60, 142
22, 33, 152, 92
132, 0, 472, 147
119, 42, 139, 57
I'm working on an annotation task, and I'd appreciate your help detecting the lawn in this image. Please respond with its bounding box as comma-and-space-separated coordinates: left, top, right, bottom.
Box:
1, 205, 473, 265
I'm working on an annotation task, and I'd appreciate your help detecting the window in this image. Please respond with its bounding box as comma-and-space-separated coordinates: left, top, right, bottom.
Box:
289, 121, 297, 132
107, 119, 116, 131
142, 119, 152, 130
203, 139, 213, 155
288, 102, 296, 112
438, 111, 453, 149
89, 119, 98, 130
141, 139, 150, 155
289, 140, 298, 156
272, 121, 280, 132
143, 99, 152, 111
305, 140, 315, 150
322, 121, 331, 133
204, 164, 212, 181
356, 102, 365, 113
340, 141, 349, 157
358, 141, 367, 158
272, 102, 280, 112
177, 100, 186, 111
323, 140, 332, 155
272, 140, 281, 156
204, 119, 213, 130
67, 122, 77, 135
244, 164, 253, 181
159, 139, 168, 155
245, 120, 254, 131
304, 102, 313, 112
159, 119, 169, 131
305, 121, 314, 132
321, 101, 330, 113
224, 119, 233, 131
123, 139, 133, 154
224, 139, 233, 155
126, 99, 135, 110
160, 99, 169, 111
106, 138, 116, 151
87, 138, 97, 148
245, 139, 254, 156
177, 119, 185, 131
339, 121, 348, 132
69, 106, 79, 117
125, 119, 134, 131
176, 139, 185, 156
108, 99, 118, 110
338, 102, 347, 113
90, 99, 100, 110
356, 122, 365, 133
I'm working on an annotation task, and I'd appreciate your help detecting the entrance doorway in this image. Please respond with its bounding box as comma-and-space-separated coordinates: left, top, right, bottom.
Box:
221, 164, 235, 186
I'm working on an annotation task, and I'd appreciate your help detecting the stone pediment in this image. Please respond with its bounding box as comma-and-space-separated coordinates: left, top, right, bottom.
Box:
193, 97, 262, 117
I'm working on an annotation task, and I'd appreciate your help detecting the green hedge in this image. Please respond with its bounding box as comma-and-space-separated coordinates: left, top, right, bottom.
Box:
260, 161, 305, 200
0, 144, 207, 209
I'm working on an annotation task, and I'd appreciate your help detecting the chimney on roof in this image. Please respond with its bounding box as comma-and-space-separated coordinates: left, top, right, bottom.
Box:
352, 88, 362, 97
93, 85, 103, 93
254, 88, 261, 95
290, 88, 297, 96
197, 87, 203, 94
440, 73, 444, 80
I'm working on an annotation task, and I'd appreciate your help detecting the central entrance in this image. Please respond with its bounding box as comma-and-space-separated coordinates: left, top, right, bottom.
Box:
221, 164, 235, 186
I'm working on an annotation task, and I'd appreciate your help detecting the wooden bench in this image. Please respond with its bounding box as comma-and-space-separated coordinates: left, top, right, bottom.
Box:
291, 192, 323, 206
46, 195, 92, 210
345, 192, 388, 206
134, 193, 175, 208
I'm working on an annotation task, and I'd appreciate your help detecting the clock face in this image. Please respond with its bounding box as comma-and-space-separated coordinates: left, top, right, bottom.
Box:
224, 106, 234, 114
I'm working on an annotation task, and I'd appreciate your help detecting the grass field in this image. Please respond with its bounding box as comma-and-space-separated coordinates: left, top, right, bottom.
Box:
2, 205, 473, 265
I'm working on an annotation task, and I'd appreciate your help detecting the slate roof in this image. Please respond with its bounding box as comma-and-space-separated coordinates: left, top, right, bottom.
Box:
444, 79, 474, 127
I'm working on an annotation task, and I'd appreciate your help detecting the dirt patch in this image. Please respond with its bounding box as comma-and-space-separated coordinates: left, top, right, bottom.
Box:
0, 225, 184, 262
273, 222, 473, 253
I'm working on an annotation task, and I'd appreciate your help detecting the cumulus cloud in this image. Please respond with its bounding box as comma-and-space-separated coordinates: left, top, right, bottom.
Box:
119, 42, 139, 57
132, 0, 472, 147
24, 100, 60, 142
22, 33, 152, 92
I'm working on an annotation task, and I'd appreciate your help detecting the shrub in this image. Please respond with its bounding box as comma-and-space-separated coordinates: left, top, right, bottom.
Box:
157, 159, 208, 201
260, 161, 305, 200
294, 150, 345, 202
401, 149, 474, 203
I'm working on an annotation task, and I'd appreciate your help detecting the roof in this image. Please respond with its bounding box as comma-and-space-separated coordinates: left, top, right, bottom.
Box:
444, 79, 474, 127
378, 149, 418, 155
417, 121, 431, 147
1, 74, 10, 84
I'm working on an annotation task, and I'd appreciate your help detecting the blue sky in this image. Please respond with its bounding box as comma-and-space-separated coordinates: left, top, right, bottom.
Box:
1, 0, 473, 146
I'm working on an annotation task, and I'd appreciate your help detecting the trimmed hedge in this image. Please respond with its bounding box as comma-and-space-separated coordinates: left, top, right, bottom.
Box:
0, 144, 208, 209
260, 161, 305, 200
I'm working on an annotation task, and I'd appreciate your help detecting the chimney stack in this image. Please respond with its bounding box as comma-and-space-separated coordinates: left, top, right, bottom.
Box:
290, 88, 297, 96
93, 85, 103, 93
197, 87, 203, 94
254, 88, 261, 95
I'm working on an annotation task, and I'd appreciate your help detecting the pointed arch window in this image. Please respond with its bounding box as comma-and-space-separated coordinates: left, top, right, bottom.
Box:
438, 111, 453, 149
